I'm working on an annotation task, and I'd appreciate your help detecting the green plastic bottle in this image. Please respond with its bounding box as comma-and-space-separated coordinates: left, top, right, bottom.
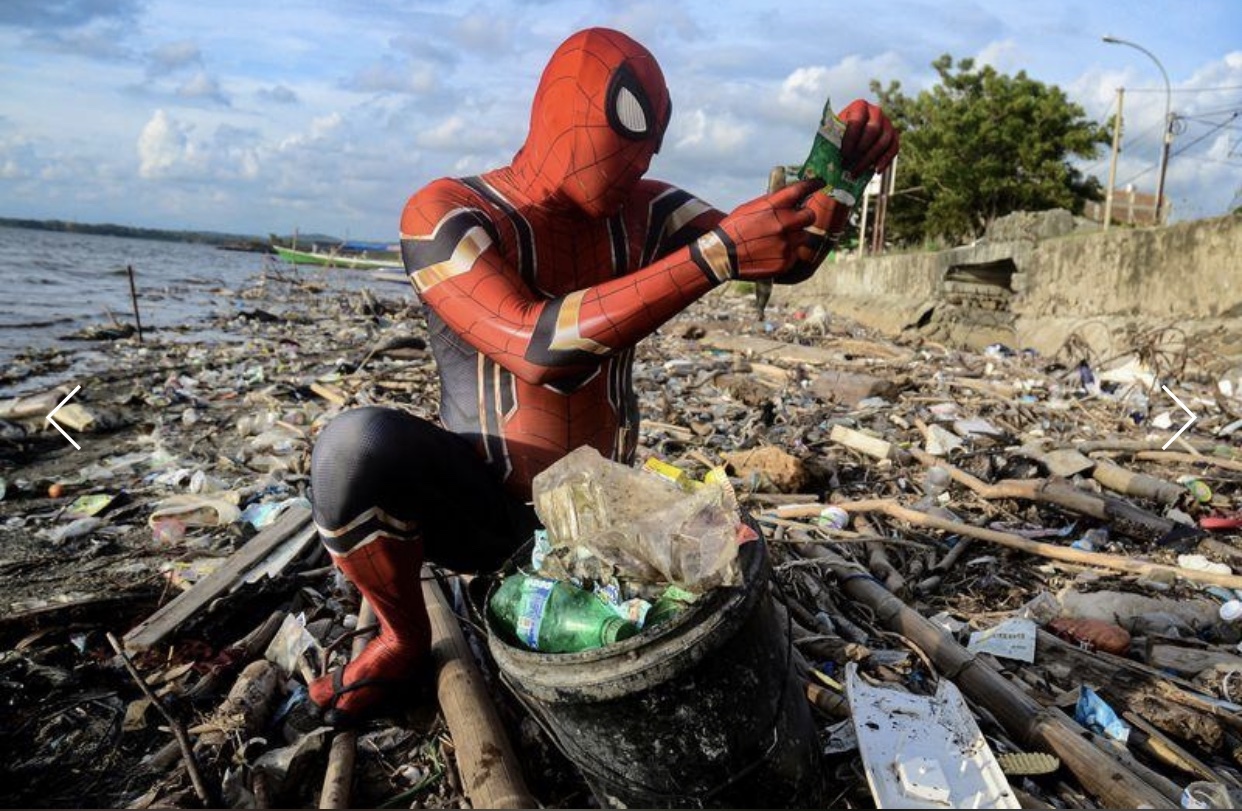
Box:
645, 585, 697, 628
797, 97, 873, 207
491, 574, 640, 653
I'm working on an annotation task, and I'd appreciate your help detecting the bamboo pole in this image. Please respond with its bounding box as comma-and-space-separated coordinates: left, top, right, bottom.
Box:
793, 551, 1174, 809
423, 570, 537, 809
769, 499, 1242, 590
319, 600, 374, 809
1091, 459, 1184, 505
126, 264, 144, 342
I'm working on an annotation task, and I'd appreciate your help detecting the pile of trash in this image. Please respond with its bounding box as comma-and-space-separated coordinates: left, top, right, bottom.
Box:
1, 261, 1241, 808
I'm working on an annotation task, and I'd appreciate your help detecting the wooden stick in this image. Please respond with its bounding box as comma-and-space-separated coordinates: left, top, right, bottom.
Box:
769, 499, 1242, 590
1135, 450, 1242, 473
423, 569, 537, 809
319, 600, 375, 810
854, 513, 906, 595
791, 552, 1174, 809
106, 632, 218, 808
904, 448, 1185, 543
126, 264, 144, 342
185, 610, 285, 703
1077, 438, 1219, 454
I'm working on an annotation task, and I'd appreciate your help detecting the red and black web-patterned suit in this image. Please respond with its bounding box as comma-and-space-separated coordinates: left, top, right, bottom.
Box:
305, 27, 896, 722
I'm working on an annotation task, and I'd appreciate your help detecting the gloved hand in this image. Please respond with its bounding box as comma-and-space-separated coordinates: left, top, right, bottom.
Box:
839, 99, 900, 177
692, 178, 823, 282
784, 102, 898, 276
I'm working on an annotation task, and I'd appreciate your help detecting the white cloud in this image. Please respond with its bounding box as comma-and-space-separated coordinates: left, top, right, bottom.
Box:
137, 109, 191, 178
975, 39, 1021, 72
257, 84, 299, 105
176, 71, 228, 105
776, 55, 908, 123
147, 39, 201, 76
453, 8, 514, 53
345, 57, 437, 95
672, 108, 751, 156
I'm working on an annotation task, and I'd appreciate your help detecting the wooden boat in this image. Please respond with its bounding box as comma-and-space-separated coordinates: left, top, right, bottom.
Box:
272, 243, 403, 270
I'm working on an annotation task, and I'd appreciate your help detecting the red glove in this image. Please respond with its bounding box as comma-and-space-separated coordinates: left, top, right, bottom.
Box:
785, 101, 899, 274
693, 178, 822, 282
839, 99, 900, 177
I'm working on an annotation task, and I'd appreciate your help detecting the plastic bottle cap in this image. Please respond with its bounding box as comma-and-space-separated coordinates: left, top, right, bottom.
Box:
1220, 600, 1242, 622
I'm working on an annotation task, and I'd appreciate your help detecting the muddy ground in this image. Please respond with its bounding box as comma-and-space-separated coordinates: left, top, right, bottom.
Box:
1, 262, 1241, 808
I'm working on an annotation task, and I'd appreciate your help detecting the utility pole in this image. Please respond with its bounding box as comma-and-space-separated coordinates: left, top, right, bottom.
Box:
1156, 112, 1174, 224
856, 184, 870, 258
1103, 87, 1124, 231
1103, 36, 1173, 226
871, 162, 891, 254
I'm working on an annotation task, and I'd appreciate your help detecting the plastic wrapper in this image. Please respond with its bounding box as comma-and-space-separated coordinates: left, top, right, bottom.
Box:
532, 445, 743, 591
1075, 686, 1130, 743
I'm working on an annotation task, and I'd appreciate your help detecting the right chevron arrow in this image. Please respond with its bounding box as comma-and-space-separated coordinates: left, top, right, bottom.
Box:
1161, 385, 1198, 450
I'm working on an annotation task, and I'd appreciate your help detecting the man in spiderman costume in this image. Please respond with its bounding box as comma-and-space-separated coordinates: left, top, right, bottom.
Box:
308, 27, 898, 724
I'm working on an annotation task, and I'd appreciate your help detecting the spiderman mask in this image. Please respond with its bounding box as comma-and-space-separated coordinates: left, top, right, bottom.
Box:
512, 27, 672, 218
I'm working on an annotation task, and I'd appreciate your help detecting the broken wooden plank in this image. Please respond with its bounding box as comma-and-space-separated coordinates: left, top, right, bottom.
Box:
310, 381, 348, 406
1148, 644, 1242, 679
123, 505, 313, 653
0, 590, 158, 649
808, 369, 900, 408
829, 424, 894, 461
1016, 444, 1096, 478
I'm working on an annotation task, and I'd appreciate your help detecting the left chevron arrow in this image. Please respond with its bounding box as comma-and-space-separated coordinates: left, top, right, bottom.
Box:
46, 385, 82, 450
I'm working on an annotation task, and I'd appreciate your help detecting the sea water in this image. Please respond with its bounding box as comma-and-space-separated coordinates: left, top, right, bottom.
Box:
0, 225, 404, 396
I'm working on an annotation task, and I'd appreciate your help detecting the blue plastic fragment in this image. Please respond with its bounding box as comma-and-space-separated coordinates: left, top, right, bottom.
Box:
1075, 685, 1130, 743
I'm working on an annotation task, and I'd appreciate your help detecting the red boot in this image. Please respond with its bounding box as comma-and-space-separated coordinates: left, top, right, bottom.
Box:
309, 536, 430, 725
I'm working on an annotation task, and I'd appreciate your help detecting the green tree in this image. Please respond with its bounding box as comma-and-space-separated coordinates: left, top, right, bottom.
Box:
871, 55, 1109, 246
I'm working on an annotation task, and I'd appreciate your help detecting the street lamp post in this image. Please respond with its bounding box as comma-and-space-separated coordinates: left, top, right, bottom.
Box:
1103, 35, 1173, 225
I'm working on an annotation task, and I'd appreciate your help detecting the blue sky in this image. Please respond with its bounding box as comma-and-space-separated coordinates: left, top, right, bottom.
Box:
1, 0, 1239, 239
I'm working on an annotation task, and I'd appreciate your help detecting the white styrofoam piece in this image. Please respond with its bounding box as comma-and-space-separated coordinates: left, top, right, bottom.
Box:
846, 662, 1020, 809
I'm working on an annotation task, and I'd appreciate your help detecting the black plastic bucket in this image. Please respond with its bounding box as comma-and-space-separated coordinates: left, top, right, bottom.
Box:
484, 536, 823, 808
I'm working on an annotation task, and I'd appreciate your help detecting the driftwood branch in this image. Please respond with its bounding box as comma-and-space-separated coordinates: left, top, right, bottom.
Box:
769, 499, 1242, 590
106, 632, 219, 808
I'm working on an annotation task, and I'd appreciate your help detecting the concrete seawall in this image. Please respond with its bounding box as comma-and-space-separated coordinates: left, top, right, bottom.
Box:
788, 211, 1242, 361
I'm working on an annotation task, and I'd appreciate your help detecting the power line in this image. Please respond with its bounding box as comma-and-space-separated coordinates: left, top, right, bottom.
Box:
1173, 152, 1242, 168
1181, 102, 1242, 117
1172, 113, 1239, 158
1125, 84, 1242, 93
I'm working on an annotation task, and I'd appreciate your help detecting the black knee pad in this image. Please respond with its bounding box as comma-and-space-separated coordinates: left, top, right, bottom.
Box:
311, 406, 425, 534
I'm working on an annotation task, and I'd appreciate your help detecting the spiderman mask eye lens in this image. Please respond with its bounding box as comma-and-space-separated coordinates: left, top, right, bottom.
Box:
606, 63, 656, 141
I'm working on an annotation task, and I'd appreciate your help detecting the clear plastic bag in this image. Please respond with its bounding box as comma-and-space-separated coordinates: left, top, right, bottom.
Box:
532, 446, 742, 591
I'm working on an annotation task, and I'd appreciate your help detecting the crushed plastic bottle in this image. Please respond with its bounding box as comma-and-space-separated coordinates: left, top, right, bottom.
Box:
491, 573, 639, 653
915, 466, 952, 510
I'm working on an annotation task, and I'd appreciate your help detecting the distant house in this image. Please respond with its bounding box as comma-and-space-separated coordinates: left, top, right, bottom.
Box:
1082, 185, 1169, 227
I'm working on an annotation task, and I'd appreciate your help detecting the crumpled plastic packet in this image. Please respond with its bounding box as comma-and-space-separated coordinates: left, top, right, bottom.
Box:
1075, 685, 1130, 743
532, 445, 743, 591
